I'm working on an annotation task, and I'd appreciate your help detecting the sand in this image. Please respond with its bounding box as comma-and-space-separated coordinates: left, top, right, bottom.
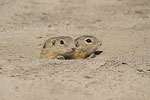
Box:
0, 0, 150, 100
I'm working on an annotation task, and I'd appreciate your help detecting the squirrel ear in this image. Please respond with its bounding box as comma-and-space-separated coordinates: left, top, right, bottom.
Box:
52, 40, 56, 46
75, 41, 79, 47
43, 42, 46, 48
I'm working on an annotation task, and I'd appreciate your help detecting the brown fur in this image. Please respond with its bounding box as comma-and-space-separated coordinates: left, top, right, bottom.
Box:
72, 35, 102, 59
40, 36, 75, 59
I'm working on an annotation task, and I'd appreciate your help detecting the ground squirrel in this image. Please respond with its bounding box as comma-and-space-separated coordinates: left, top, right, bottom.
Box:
71, 35, 102, 59
40, 36, 75, 59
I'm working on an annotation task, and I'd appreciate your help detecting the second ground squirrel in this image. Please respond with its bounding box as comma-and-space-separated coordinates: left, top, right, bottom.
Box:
40, 36, 75, 59
71, 35, 102, 59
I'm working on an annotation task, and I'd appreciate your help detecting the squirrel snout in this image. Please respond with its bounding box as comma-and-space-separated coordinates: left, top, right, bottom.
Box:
98, 42, 102, 46
71, 48, 75, 51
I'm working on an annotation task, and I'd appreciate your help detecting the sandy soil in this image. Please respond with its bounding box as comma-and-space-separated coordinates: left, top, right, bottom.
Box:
0, 0, 150, 100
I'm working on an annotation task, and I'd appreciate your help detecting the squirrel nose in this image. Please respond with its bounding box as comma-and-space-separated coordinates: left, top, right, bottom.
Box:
71, 48, 75, 51
99, 42, 102, 46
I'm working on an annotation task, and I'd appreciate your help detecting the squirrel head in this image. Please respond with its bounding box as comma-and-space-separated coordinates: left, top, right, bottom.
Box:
42, 36, 75, 56
74, 35, 102, 55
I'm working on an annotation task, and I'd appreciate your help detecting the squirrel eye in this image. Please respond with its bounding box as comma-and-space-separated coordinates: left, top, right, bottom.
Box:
75, 41, 79, 47
85, 39, 92, 43
60, 40, 65, 45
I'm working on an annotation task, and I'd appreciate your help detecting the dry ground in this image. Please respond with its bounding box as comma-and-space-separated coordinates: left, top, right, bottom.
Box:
0, 0, 150, 100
